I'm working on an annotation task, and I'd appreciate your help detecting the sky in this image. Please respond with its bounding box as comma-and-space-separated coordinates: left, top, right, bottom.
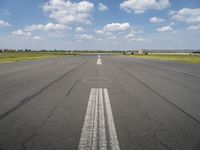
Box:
0, 0, 200, 50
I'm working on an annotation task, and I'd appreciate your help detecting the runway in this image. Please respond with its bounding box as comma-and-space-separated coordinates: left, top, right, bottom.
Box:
0, 54, 200, 150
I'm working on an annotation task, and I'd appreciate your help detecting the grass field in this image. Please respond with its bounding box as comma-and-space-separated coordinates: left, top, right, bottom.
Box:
128, 54, 200, 64
0, 52, 75, 63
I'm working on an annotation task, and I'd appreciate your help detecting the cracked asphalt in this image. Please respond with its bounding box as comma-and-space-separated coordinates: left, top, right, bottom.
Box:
0, 55, 200, 150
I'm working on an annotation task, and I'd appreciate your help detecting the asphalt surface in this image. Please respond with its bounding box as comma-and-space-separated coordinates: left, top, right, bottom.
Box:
0, 55, 200, 150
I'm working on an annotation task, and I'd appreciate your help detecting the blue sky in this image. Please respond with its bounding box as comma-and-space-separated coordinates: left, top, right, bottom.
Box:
0, 0, 200, 50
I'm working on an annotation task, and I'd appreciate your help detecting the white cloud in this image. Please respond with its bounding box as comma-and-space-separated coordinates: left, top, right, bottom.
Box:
1, 9, 10, 15
168, 10, 175, 15
171, 8, 200, 24
135, 37, 147, 42
76, 34, 94, 40
11, 30, 32, 37
106, 36, 116, 40
95, 23, 131, 36
0, 20, 11, 28
103, 22, 131, 32
150, 17, 165, 23
32, 36, 43, 40
120, 0, 170, 14
188, 25, 200, 31
24, 23, 67, 32
127, 37, 147, 42
95, 29, 105, 34
124, 32, 146, 42
75, 26, 86, 33
47, 31, 65, 38
170, 22, 175, 26
43, 0, 94, 24
124, 33, 135, 39
94, 22, 146, 43
157, 25, 173, 32
97, 3, 108, 11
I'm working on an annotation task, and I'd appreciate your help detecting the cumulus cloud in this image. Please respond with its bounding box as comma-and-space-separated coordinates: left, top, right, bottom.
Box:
95, 23, 131, 36
124, 32, 146, 42
97, 3, 108, 11
95, 29, 106, 35
95, 22, 146, 43
103, 22, 131, 32
157, 25, 173, 32
120, 0, 170, 14
106, 36, 117, 40
171, 8, 200, 24
43, 0, 94, 24
134, 37, 147, 42
24, 23, 67, 32
171, 8, 200, 31
126, 37, 147, 42
32, 36, 43, 40
11, 30, 32, 37
76, 34, 94, 40
75, 26, 86, 33
188, 25, 200, 31
0, 20, 11, 28
124, 33, 135, 39
150, 17, 165, 23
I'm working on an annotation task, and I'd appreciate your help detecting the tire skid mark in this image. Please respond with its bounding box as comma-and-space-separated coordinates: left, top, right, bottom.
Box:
0, 60, 88, 121
115, 63, 200, 125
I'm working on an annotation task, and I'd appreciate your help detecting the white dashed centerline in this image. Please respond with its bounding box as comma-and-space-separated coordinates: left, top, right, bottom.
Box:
78, 88, 120, 150
97, 58, 102, 65
97, 54, 102, 65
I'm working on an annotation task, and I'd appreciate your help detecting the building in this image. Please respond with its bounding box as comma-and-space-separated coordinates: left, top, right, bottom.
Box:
138, 49, 144, 54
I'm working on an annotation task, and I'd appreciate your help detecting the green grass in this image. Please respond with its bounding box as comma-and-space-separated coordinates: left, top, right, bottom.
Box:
0, 52, 75, 63
128, 54, 200, 64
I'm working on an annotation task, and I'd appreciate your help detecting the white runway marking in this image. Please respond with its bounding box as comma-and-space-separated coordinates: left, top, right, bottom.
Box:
98, 54, 101, 58
78, 88, 120, 150
103, 88, 120, 150
97, 58, 102, 65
